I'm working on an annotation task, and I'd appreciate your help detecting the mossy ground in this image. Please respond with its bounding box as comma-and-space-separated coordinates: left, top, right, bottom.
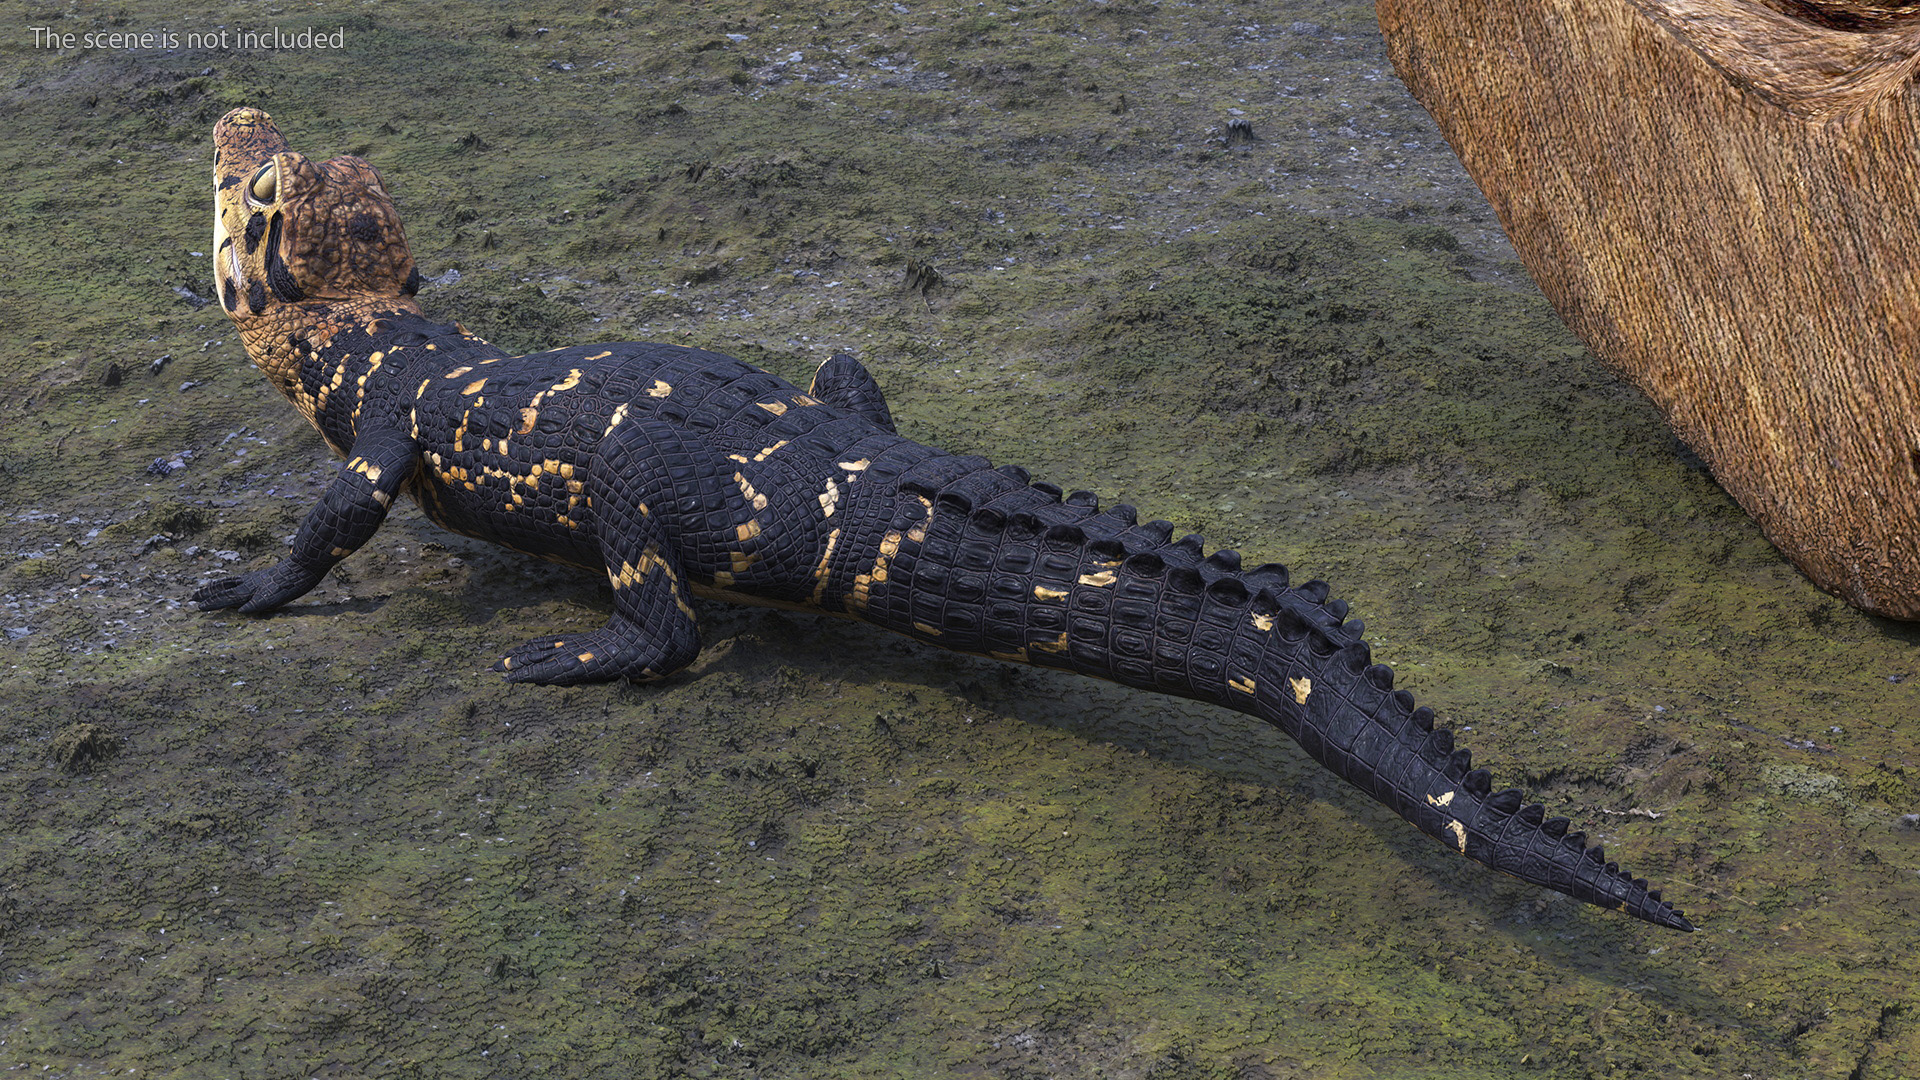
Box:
3, 2, 1920, 1077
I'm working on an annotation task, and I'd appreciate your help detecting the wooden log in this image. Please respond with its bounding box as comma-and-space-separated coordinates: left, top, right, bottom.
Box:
1376, 0, 1920, 618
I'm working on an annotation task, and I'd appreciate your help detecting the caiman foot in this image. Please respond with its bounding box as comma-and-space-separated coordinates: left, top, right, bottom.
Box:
191, 564, 321, 613
493, 617, 698, 686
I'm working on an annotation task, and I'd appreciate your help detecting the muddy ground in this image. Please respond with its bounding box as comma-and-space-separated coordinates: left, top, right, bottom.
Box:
3, 2, 1919, 1077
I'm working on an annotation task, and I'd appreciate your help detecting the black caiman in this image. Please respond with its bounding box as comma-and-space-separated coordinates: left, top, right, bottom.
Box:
196, 108, 1693, 932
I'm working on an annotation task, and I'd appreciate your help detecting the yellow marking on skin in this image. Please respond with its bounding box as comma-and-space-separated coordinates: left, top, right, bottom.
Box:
566, 478, 584, 494
648, 380, 672, 397
757, 401, 788, 416
453, 409, 470, 452
614, 546, 677, 587
585, 351, 613, 361
372, 489, 393, 508
838, 458, 870, 472
848, 506, 925, 608
1033, 585, 1069, 602
818, 477, 841, 518
729, 454, 750, 464
577, 651, 596, 663
1032, 632, 1070, 655
462, 378, 487, 395
556, 514, 576, 528
1427, 790, 1456, 809
736, 519, 763, 542
1290, 677, 1312, 705
445, 366, 473, 379
330, 546, 354, 557
1078, 570, 1116, 587
793, 393, 820, 406
559, 462, 574, 479
913, 621, 941, 636
848, 529, 904, 609
1252, 612, 1276, 632
754, 440, 790, 462
907, 495, 933, 543
527, 368, 587, 410
1228, 676, 1256, 695
355, 351, 385, 416
730, 551, 761, 573
734, 472, 769, 511
810, 527, 842, 605
603, 402, 630, 437
518, 407, 538, 434
1444, 820, 1467, 852
712, 570, 735, 588
990, 649, 1029, 662
315, 361, 349, 414
416, 378, 432, 399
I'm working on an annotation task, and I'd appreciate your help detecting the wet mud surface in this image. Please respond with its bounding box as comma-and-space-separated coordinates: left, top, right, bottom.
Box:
3, 2, 1920, 1077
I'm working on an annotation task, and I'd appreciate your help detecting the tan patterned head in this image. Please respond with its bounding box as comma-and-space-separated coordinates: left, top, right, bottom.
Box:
211, 108, 421, 394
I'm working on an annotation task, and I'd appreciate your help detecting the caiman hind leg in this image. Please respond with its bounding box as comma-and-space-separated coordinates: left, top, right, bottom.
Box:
808, 353, 896, 433
493, 418, 709, 685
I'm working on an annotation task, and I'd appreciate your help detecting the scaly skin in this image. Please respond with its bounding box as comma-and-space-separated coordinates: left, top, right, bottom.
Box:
197, 107, 1694, 932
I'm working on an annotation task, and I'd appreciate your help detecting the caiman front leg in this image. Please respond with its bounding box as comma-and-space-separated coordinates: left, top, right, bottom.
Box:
193, 427, 419, 613
493, 418, 705, 686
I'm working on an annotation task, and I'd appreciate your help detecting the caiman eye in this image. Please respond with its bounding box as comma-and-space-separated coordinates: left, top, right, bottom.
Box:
246, 162, 277, 206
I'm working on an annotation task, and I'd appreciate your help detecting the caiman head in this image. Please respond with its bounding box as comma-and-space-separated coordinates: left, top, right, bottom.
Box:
211, 107, 422, 419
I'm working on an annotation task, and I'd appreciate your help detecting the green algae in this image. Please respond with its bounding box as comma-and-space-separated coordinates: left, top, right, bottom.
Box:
5, 1, 1920, 1077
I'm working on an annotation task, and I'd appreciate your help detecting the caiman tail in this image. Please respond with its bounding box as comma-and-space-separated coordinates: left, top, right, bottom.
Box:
873, 455, 1694, 932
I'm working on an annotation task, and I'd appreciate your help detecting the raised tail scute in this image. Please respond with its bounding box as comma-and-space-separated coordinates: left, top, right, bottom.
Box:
891, 460, 1692, 930
1464, 791, 1695, 931
1247, 590, 1694, 932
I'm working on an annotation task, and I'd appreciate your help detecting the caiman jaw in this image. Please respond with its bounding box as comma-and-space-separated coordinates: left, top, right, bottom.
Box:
210, 107, 291, 318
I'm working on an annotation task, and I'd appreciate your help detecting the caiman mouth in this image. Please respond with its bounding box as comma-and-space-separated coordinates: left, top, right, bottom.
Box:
211, 108, 292, 318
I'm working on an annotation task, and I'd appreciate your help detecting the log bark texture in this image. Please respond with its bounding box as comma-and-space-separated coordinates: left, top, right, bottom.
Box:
1376, 0, 1920, 618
